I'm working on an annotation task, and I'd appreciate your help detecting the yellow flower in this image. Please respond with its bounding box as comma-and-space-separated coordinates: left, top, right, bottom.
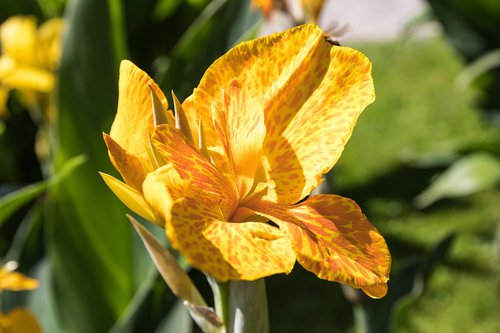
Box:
300, 0, 324, 23
0, 262, 41, 333
102, 24, 391, 298
0, 16, 64, 115
0, 262, 38, 291
251, 0, 273, 17
0, 308, 41, 333
251, 0, 325, 23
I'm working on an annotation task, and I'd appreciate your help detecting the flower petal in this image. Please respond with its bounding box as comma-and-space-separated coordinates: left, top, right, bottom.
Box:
264, 45, 375, 203
192, 24, 375, 204
142, 165, 296, 281
152, 124, 238, 216
100, 172, 158, 226
0, 16, 37, 65
103, 133, 149, 192
37, 18, 65, 70
0, 308, 41, 333
109, 60, 168, 161
211, 79, 266, 197
0, 57, 54, 92
249, 194, 390, 298
0, 271, 38, 291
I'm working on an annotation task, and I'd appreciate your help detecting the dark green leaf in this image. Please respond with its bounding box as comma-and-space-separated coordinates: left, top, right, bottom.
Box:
46, 0, 134, 331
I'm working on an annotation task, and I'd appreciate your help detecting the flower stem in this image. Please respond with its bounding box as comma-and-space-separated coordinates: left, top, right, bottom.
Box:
207, 276, 229, 331
207, 277, 270, 333
228, 279, 269, 333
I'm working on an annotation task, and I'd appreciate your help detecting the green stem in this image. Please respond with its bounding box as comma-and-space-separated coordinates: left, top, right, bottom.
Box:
228, 279, 269, 333
207, 276, 230, 331
353, 304, 369, 333
207, 277, 270, 333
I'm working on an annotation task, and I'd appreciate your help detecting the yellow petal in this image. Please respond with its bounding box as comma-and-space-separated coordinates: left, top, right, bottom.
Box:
110, 60, 168, 161
251, 0, 273, 16
0, 308, 41, 333
0, 268, 38, 291
0, 86, 8, 117
100, 172, 159, 226
263, 45, 374, 203
301, 0, 325, 23
0, 16, 37, 65
192, 24, 375, 204
142, 165, 296, 281
37, 18, 65, 70
103, 133, 149, 192
0, 60, 54, 92
211, 79, 266, 198
249, 194, 390, 298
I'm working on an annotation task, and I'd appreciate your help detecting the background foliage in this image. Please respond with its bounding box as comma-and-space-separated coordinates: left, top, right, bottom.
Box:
0, 0, 499, 332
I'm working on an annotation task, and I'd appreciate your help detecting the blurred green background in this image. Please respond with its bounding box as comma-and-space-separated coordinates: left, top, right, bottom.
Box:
1, 0, 499, 332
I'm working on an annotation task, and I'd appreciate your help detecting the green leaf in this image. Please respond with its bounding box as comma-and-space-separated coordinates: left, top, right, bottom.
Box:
0, 155, 85, 227
415, 153, 500, 208
27, 259, 64, 333
46, 0, 134, 331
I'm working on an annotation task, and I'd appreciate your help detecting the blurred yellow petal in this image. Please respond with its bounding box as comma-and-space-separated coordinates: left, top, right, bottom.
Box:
110, 60, 168, 161
0, 61, 54, 92
301, 0, 325, 23
0, 266, 38, 291
0, 16, 37, 65
0, 86, 8, 117
251, 0, 273, 16
0, 308, 41, 333
249, 194, 390, 298
100, 172, 159, 226
37, 18, 65, 70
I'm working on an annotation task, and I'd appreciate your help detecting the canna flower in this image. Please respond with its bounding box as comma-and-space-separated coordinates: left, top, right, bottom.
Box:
0, 262, 41, 333
102, 24, 390, 298
0, 16, 64, 117
251, 0, 325, 24
251, 0, 273, 17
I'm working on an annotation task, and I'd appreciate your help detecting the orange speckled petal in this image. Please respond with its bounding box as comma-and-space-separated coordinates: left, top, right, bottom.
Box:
249, 194, 390, 298
103, 133, 148, 192
211, 79, 266, 196
262, 45, 375, 204
110, 60, 168, 160
152, 124, 238, 216
192, 24, 374, 204
142, 166, 295, 281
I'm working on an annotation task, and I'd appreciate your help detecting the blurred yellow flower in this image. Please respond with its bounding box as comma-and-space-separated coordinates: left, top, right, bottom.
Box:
0, 16, 64, 117
251, 0, 273, 17
102, 24, 391, 298
301, 0, 324, 23
0, 262, 41, 333
251, 0, 325, 23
